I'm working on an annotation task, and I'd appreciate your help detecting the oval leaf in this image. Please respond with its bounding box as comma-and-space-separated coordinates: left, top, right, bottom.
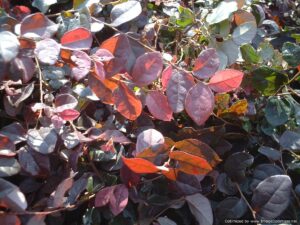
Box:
109, 184, 129, 216
113, 82, 142, 120
193, 48, 220, 79
186, 193, 213, 225
208, 69, 244, 93
27, 127, 57, 154
35, 38, 60, 65
0, 158, 20, 177
110, 1, 142, 27
185, 82, 214, 126
122, 157, 160, 174
136, 129, 165, 154
232, 21, 257, 45
0, 31, 19, 63
252, 175, 292, 219
58, 109, 80, 121
61, 27, 92, 50
70, 50, 91, 81
146, 91, 173, 121
55, 93, 78, 112
166, 69, 195, 113
132, 52, 163, 86
20, 13, 58, 39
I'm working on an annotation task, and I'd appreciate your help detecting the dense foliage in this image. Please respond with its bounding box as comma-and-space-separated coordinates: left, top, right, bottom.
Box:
0, 0, 300, 224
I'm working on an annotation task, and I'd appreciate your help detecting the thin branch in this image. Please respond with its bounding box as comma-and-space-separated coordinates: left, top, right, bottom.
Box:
235, 182, 257, 220
34, 56, 44, 128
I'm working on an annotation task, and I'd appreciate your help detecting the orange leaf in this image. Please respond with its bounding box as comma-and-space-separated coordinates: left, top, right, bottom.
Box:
169, 151, 212, 175
113, 82, 142, 120
224, 99, 248, 115
174, 139, 221, 167
122, 157, 160, 174
162, 168, 179, 181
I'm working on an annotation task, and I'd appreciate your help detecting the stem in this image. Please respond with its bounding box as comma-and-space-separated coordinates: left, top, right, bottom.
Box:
235, 182, 257, 220
34, 56, 44, 128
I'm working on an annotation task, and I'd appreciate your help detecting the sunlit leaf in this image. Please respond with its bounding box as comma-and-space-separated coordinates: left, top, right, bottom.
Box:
185, 82, 214, 125
208, 69, 244, 93
113, 82, 142, 120
223, 99, 248, 116
27, 127, 57, 154
122, 157, 160, 174
206, 0, 238, 25
110, 1, 142, 27
240, 44, 261, 64
232, 21, 257, 45
146, 91, 173, 121
0, 31, 19, 63
193, 48, 220, 79
0, 158, 20, 177
35, 38, 60, 65
132, 52, 163, 86
61, 27, 92, 50
136, 129, 165, 154
32, 0, 57, 13
70, 50, 91, 81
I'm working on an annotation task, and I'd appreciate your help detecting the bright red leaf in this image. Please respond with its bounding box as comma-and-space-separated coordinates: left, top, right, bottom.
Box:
113, 82, 142, 120
208, 69, 244, 93
146, 91, 173, 121
185, 82, 214, 125
122, 157, 160, 174
61, 27, 92, 50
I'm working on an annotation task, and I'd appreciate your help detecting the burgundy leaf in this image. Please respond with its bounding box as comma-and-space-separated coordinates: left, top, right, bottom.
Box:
10, 57, 35, 83
95, 186, 115, 207
161, 65, 173, 91
94, 60, 106, 81
20, 13, 58, 39
51, 177, 74, 208
132, 52, 163, 86
193, 48, 220, 79
0, 122, 26, 144
166, 69, 195, 113
109, 184, 129, 216
185, 82, 214, 126
92, 49, 114, 62
146, 91, 173, 121
55, 94, 78, 112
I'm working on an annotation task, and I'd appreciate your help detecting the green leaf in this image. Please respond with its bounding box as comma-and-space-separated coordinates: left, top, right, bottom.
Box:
252, 66, 288, 96
176, 6, 194, 28
206, 0, 238, 25
282, 42, 300, 67
240, 44, 261, 64
265, 97, 291, 126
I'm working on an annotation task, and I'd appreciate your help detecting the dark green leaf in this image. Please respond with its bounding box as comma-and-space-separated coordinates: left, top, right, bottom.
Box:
279, 130, 300, 152
282, 42, 300, 67
264, 97, 291, 126
240, 44, 261, 64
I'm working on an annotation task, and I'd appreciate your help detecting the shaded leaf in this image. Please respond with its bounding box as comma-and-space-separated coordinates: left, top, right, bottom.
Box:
193, 48, 220, 79
110, 1, 142, 27
51, 177, 74, 208
27, 127, 57, 154
279, 130, 300, 152
208, 69, 244, 93
132, 52, 163, 86
157, 217, 177, 225
146, 91, 173, 121
122, 157, 160, 174
252, 66, 288, 96
0, 31, 19, 63
166, 69, 195, 113
61, 27, 92, 50
250, 164, 284, 191
35, 38, 60, 65
20, 13, 58, 39
186, 193, 213, 225
10, 57, 35, 83
113, 82, 142, 120
265, 97, 291, 126
216, 197, 247, 221
252, 175, 292, 219
258, 146, 281, 161
18, 146, 43, 177
282, 42, 300, 67
0, 178, 27, 211
0, 123, 26, 144
223, 99, 248, 115
109, 184, 128, 216
95, 186, 114, 207
0, 158, 20, 177
224, 152, 254, 182
216, 173, 237, 195
185, 82, 214, 125
169, 151, 212, 175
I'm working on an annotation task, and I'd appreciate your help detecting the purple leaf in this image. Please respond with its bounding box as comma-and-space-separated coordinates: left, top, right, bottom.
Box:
10, 57, 35, 83
35, 38, 60, 65
55, 93, 78, 112
109, 184, 129, 216
27, 127, 57, 154
71, 50, 91, 81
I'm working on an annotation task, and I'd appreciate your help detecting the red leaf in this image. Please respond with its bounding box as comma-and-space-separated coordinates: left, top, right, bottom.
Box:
193, 48, 220, 79
208, 69, 244, 93
113, 82, 142, 120
185, 82, 214, 126
132, 52, 163, 86
120, 164, 141, 187
95, 186, 115, 207
109, 184, 129, 216
100, 34, 134, 77
122, 157, 160, 174
166, 69, 195, 113
146, 91, 173, 121
169, 151, 212, 175
20, 13, 58, 39
161, 65, 173, 91
0, 134, 15, 157
61, 27, 92, 50
58, 109, 80, 121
